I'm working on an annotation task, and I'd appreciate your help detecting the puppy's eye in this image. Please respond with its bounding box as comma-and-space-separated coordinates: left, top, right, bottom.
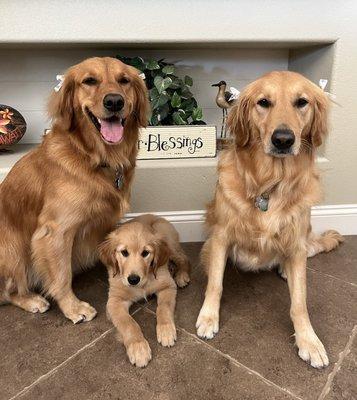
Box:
119, 77, 130, 84
257, 98, 271, 108
295, 98, 309, 108
82, 77, 98, 85
121, 249, 129, 257
141, 250, 149, 258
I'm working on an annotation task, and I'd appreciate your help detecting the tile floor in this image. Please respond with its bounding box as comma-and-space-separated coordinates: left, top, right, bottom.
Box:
0, 238, 356, 400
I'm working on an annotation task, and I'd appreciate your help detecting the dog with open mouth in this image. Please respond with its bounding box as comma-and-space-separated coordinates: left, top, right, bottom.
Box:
0, 57, 149, 323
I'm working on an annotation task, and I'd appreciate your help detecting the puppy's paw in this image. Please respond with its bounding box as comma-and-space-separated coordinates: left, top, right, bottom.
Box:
174, 270, 190, 288
65, 301, 97, 324
196, 309, 219, 340
296, 333, 329, 369
126, 339, 152, 368
27, 295, 50, 314
157, 322, 177, 347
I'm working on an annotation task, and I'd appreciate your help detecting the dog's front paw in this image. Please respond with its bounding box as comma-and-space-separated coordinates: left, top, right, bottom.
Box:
27, 295, 50, 314
126, 339, 152, 368
64, 301, 97, 324
157, 322, 177, 347
296, 333, 329, 369
175, 270, 190, 288
196, 308, 219, 340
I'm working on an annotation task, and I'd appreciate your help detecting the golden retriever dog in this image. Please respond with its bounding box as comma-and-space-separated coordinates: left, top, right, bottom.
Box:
99, 214, 190, 367
0, 57, 149, 323
196, 71, 344, 368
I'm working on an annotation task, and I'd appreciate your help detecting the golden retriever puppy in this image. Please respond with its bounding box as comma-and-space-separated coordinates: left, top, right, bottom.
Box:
0, 57, 149, 323
99, 214, 190, 367
196, 71, 343, 368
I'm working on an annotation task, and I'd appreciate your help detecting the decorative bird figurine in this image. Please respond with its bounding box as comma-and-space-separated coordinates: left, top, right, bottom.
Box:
212, 81, 240, 138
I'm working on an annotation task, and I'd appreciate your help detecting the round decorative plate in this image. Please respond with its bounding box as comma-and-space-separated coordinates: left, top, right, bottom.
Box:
0, 105, 27, 149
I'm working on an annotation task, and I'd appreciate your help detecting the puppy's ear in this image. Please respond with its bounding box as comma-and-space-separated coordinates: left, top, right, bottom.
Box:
133, 71, 150, 128
151, 239, 170, 276
310, 90, 329, 147
48, 69, 77, 132
227, 90, 251, 147
98, 239, 120, 278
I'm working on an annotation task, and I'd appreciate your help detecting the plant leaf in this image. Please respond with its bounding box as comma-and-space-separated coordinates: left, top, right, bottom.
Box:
146, 59, 160, 70
152, 92, 169, 110
162, 65, 175, 75
184, 75, 193, 86
192, 107, 203, 121
171, 91, 181, 108
173, 111, 187, 125
154, 76, 172, 93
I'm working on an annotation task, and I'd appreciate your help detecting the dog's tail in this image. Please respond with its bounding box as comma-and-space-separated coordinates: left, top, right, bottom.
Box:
307, 230, 344, 258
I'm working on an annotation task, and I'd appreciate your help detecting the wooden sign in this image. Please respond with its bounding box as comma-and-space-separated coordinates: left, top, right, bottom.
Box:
137, 125, 216, 160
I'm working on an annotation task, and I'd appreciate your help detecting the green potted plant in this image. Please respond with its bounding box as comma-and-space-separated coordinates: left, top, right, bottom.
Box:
116, 55, 205, 126
116, 55, 216, 160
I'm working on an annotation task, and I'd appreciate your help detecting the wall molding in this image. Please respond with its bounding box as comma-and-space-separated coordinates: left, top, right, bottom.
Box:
125, 204, 357, 242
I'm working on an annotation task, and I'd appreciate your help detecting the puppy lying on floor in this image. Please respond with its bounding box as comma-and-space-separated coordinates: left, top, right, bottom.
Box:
99, 214, 190, 367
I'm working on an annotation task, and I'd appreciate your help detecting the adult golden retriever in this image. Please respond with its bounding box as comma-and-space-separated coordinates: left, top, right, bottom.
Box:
196, 71, 343, 368
0, 57, 149, 323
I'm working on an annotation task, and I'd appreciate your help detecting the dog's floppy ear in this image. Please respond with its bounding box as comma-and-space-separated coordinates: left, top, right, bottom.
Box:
227, 90, 251, 147
150, 239, 169, 276
98, 239, 120, 278
132, 69, 150, 128
48, 69, 77, 132
310, 89, 329, 147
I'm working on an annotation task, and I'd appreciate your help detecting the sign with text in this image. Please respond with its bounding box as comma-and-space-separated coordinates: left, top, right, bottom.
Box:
137, 126, 216, 160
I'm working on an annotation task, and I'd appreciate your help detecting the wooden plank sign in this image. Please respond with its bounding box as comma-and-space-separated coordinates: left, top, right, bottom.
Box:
137, 125, 216, 160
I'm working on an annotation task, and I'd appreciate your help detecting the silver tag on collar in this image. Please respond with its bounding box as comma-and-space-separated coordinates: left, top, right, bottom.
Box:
255, 195, 269, 212
115, 169, 124, 190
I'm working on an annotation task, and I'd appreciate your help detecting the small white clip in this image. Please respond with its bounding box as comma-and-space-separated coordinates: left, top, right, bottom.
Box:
54, 75, 64, 92
139, 72, 146, 80
228, 87, 240, 102
319, 79, 328, 91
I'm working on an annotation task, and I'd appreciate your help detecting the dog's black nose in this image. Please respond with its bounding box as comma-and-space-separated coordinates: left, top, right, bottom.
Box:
128, 274, 140, 286
103, 93, 124, 112
271, 129, 295, 150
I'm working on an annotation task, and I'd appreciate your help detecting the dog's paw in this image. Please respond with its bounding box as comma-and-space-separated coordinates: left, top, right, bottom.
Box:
65, 301, 97, 324
196, 309, 219, 340
27, 295, 50, 314
157, 322, 177, 347
126, 339, 152, 368
175, 270, 190, 288
296, 333, 329, 369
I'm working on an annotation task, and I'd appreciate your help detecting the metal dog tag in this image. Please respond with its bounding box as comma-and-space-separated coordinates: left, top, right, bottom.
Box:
255, 195, 269, 212
115, 169, 124, 190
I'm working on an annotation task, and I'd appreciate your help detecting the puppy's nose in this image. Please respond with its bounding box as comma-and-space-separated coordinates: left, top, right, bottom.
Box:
127, 274, 140, 286
103, 93, 124, 112
271, 129, 295, 150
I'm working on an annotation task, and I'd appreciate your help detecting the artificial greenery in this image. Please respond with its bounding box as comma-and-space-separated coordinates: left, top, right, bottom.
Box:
116, 55, 205, 126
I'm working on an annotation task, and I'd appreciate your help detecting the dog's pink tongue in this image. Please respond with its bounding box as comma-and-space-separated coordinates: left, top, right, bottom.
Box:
100, 119, 124, 143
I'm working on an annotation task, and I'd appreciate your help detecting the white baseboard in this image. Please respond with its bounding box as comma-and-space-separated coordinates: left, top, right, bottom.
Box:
125, 204, 357, 242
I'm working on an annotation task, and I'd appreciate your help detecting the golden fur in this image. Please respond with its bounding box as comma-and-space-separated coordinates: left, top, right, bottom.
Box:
0, 57, 149, 323
99, 214, 190, 367
196, 71, 344, 369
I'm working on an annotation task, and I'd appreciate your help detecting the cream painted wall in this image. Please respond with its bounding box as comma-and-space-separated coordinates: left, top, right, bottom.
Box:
1, 0, 357, 210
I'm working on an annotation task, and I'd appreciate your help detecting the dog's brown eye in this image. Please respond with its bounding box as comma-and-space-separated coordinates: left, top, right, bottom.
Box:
295, 98, 308, 108
119, 77, 130, 84
257, 98, 271, 108
82, 77, 98, 85
121, 249, 129, 257
141, 250, 149, 258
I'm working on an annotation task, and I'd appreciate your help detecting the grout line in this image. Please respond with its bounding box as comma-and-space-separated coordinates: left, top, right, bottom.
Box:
143, 307, 302, 400
8, 307, 143, 400
307, 267, 357, 288
318, 325, 357, 400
